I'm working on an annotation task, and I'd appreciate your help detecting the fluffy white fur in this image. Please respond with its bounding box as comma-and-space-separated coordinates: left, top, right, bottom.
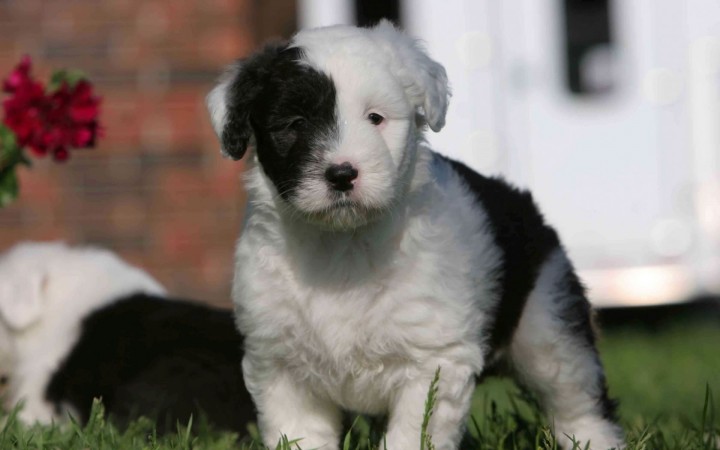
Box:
237, 150, 501, 450
209, 22, 623, 450
0, 241, 165, 423
512, 250, 624, 449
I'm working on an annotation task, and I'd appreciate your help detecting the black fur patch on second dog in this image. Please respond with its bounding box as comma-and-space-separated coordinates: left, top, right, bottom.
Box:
45, 293, 253, 435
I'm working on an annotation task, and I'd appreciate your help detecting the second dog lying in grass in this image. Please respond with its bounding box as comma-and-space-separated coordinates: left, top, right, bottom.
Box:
0, 242, 254, 435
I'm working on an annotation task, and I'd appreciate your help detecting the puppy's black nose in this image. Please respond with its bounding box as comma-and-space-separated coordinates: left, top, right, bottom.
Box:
325, 162, 358, 191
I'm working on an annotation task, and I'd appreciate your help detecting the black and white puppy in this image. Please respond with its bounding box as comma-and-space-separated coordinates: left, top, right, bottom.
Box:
0, 242, 254, 435
207, 21, 624, 450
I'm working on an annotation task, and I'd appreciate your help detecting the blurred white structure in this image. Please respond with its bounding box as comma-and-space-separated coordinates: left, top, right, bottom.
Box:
299, 0, 720, 307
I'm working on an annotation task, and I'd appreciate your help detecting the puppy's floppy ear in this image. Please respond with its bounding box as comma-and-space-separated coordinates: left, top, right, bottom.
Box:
206, 43, 286, 160
371, 20, 450, 132
0, 272, 47, 331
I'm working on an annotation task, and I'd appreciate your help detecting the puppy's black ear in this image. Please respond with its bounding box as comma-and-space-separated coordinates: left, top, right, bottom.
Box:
206, 44, 285, 160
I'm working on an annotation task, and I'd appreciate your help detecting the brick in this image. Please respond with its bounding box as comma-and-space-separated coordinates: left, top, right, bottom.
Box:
0, 0, 268, 305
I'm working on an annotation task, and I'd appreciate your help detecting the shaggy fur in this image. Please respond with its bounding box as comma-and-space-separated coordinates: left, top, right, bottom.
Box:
208, 21, 624, 450
45, 292, 253, 434
0, 242, 253, 435
0, 242, 165, 423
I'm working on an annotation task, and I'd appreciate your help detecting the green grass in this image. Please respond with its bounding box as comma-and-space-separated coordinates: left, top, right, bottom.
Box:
1, 319, 718, 449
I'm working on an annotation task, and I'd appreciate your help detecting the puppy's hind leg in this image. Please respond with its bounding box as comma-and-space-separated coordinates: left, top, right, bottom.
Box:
508, 250, 624, 450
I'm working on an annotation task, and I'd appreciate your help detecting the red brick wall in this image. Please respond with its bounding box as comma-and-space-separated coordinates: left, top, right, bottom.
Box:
0, 0, 296, 306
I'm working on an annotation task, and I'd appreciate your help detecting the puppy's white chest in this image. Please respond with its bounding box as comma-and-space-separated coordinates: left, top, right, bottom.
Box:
275, 281, 437, 412
237, 225, 491, 413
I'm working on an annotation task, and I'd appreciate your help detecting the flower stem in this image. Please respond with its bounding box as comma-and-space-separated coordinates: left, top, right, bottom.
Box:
0, 124, 27, 207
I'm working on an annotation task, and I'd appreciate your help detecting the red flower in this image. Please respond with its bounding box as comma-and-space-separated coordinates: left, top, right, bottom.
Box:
2, 55, 34, 93
2, 56, 47, 149
2, 56, 102, 162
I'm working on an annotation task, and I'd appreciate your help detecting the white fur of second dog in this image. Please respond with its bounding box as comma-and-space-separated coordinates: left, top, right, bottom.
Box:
208, 22, 624, 450
0, 242, 165, 424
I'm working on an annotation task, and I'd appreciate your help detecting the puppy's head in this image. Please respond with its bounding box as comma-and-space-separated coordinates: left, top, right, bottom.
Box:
0, 242, 57, 333
0, 242, 57, 410
207, 21, 449, 230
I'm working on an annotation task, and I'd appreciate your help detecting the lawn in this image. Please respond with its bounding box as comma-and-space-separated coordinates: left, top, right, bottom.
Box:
2, 315, 718, 449
469, 316, 720, 449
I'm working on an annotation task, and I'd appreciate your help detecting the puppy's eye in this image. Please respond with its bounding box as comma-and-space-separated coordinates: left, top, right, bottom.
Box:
0, 375, 8, 385
368, 113, 384, 126
289, 117, 307, 130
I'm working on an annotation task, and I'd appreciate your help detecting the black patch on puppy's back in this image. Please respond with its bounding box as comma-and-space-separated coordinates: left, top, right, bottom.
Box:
225, 44, 338, 200
440, 154, 619, 421
434, 153, 560, 353
45, 294, 253, 435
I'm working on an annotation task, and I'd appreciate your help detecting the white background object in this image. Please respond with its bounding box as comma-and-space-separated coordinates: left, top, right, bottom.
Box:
299, 0, 720, 306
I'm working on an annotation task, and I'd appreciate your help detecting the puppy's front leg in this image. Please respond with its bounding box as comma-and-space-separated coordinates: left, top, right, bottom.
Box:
244, 362, 342, 450
385, 365, 475, 450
